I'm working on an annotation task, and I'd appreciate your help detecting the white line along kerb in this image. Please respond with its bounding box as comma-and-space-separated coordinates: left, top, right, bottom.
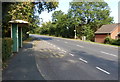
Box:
100, 51, 117, 57
79, 58, 88, 63
96, 67, 110, 75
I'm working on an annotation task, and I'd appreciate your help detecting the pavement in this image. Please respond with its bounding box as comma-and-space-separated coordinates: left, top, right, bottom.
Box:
2, 41, 44, 80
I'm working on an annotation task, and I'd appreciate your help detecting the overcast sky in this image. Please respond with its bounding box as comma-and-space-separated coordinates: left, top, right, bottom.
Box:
39, 0, 120, 24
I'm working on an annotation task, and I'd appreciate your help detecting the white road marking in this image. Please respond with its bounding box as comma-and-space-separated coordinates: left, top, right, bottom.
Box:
53, 45, 56, 47
100, 51, 117, 57
49, 49, 52, 52
59, 52, 66, 54
69, 53, 74, 56
62, 50, 66, 53
63, 51, 67, 53
96, 67, 110, 75
51, 44, 53, 46
57, 40, 60, 41
65, 42, 68, 43
76, 45, 84, 48
33, 43, 35, 46
79, 58, 88, 63
57, 47, 61, 50
36, 64, 39, 68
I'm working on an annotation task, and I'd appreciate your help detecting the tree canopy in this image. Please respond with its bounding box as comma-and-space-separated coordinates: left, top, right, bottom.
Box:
2, 1, 58, 37
39, 1, 114, 41
68, 2, 113, 31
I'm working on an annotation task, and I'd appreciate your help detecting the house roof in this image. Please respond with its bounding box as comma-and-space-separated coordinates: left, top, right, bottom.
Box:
9, 20, 28, 24
95, 23, 120, 34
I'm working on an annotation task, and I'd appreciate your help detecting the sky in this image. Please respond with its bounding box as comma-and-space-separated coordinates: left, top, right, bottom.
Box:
39, 0, 120, 24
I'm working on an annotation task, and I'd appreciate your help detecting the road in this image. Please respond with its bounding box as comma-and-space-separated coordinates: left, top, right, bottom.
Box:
30, 34, 118, 80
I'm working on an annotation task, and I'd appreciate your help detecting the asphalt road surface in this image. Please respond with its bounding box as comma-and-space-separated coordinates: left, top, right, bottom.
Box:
30, 34, 118, 80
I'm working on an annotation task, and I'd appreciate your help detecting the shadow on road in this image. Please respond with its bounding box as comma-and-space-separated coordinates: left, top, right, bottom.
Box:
23, 42, 33, 49
30, 35, 53, 41
38, 37, 52, 40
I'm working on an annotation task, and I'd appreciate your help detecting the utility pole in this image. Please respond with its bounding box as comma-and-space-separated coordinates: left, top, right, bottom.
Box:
74, 26, 77, 39
74, 17, 77, 39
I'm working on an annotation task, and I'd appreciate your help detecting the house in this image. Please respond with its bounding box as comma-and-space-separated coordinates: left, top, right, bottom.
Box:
95, 23, 120, 43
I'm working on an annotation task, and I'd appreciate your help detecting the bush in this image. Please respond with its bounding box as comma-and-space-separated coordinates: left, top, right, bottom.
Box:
2, 38, 13, 62
104, 36, 113, 44
112, 39, 120, 46
104, 36, 120, 46
82, 26, 94, 40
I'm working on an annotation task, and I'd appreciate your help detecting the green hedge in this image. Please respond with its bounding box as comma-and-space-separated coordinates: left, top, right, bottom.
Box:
2, 38, 13, 62
112, 39, 120, 46
104, 36, 120, 46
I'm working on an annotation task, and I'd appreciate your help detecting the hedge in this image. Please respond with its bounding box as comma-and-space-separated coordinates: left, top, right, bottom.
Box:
112, 39, 120, 46
2, 38, 13, 62
104, 36, 120, 46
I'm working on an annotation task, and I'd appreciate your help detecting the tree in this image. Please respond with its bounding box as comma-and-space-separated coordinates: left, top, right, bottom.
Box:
34, 2, 58, 14
39, 22, 49, 34
52, 10, 64, 22
52, 10, 75, 38
81, 26, 94, 40
52, 10, 67, 37
68, 1, 114, 40
2, 1, 58, 37
39, 1, 114, 41
69, 2, 113, 28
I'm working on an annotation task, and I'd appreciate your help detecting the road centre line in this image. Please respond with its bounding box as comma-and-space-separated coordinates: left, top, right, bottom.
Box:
100, 51, 117, 57
69, 53, 74, 56
57, 47, 61, 50
65, 42, 68, 43
59, 52, 66, 54
62, 50, 66, 53
96, 67, 110, 75
76, 45, 84, 48
79, 58, 88, 63
53, 45, 56, 47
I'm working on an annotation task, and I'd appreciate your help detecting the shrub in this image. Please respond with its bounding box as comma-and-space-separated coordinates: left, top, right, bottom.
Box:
2, 38, 13, 62
104, 36, 120, 46
104, 36, 113, 44
82, 26, 94, 40
112, 39, 120, 46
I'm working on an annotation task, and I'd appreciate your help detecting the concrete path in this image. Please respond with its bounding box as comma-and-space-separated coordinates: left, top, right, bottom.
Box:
2, 41, 44, 80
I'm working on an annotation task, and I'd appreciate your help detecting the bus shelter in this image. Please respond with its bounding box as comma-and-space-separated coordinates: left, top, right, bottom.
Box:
9, 20, 28, 52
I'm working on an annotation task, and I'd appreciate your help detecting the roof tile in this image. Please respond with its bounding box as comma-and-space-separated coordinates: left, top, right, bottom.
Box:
95, 23, 120, 34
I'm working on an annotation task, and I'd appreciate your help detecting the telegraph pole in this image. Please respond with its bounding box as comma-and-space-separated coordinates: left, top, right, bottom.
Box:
74, 17, 77, 39
74, 26, 77, 39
